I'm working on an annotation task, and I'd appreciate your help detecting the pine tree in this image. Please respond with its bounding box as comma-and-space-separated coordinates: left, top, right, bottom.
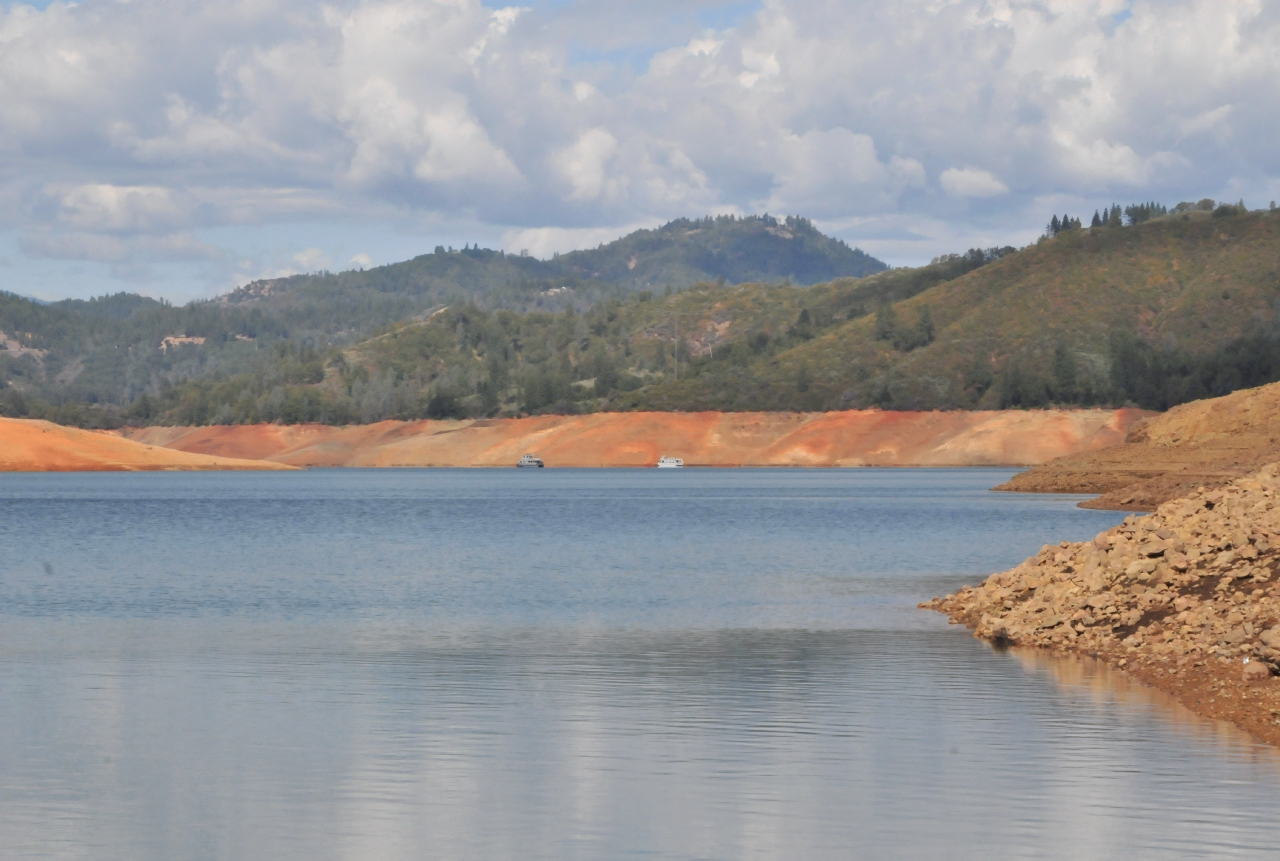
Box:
914, 306, 935, 347
1091, 210, 1102, 228
874, 302, 900, 342
1048, 214, 1061, 236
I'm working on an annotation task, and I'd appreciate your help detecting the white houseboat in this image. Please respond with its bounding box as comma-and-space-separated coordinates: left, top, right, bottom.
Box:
656, 456, 684, 468
517, 454, 545, 468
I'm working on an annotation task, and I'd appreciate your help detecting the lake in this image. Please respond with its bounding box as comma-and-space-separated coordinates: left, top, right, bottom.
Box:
2, 468, 1279, 859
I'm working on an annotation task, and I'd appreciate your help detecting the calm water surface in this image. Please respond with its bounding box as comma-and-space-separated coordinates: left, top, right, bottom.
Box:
2, 468, 1279, 860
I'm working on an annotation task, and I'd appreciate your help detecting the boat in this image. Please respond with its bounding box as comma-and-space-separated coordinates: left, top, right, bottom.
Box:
656, 456, 684, 468
516, 454, 545, 468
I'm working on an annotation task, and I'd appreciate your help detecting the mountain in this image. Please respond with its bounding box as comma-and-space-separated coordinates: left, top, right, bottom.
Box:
625, 205, 1280, 413
0, 215, 885, 425
218, 213, 885, 327
7, 203, 1280, 428
553, 215, 886, 288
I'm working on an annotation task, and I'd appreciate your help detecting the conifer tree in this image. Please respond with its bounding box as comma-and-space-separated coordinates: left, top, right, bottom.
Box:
874, 302, 900, 342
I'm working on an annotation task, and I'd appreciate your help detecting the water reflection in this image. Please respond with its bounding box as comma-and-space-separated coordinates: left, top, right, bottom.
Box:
1015, 647, 1280, 768
3, 469, 1280, 859
5, 625, 1280, 859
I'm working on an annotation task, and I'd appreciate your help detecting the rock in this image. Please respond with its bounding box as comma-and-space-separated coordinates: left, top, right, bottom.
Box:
1243, 659, 1272, 682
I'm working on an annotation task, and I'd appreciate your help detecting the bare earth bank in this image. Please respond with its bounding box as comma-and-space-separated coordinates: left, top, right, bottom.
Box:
116, 407, 1148, 469
997, 381, 1280, 510
0, 417, 293, 472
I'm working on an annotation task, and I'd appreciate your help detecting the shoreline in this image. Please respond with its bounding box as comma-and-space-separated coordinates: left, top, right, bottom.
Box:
994, 381, 1280, 512
925, 463, 1280, 748
114, 408, 1145, 470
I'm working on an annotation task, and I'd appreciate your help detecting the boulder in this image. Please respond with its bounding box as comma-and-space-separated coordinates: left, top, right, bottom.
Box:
1243, 660, 1272, 682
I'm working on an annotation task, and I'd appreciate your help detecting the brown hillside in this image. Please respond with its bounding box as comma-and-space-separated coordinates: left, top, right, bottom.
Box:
120, 408, 1146, 468
998, 380, 1280, 509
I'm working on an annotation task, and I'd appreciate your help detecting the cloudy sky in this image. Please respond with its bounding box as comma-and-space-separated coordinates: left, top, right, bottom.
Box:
1, 0, 1277, 302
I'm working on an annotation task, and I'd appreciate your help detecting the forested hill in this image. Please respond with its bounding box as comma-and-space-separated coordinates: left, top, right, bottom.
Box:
0, 213, 884, 423
6, 203, 1280, 428
222, 213, 885, 325
554, 215, 885, 288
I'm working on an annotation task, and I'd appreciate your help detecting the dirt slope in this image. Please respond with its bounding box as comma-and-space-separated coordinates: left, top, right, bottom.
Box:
0, 418, 293, 472
998, 381, 1280, 509
925, 462, 1280, 746
120, 408, 1147, 468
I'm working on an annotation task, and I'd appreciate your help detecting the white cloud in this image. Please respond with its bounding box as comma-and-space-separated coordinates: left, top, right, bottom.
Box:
758, 130, 930, 216
20, 231, 221, 263
55, 184, 184, 232
554, 128, 621, 202
501, 221, 661, 259
0, 0, 1278, 298
940, 168, 1010, 198
291, 248, 331, 271
348, 252, 372, 268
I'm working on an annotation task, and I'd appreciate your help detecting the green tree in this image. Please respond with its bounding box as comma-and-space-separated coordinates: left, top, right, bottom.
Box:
874, 302, 900, 341
913, 305, 935, 347
1051, 343, 1078, 400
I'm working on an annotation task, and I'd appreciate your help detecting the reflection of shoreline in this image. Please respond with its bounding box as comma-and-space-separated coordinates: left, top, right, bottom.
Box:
926, 464, 1280, 749
1010, 647, 1280, 762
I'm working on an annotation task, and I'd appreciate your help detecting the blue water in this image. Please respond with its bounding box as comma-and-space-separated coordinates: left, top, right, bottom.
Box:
2, 468, 1278, 859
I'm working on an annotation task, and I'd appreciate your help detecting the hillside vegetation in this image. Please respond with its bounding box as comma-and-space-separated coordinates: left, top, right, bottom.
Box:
554, 214, 885, 288
0, 214, 883, 426
627, 205, 1280, 413
4, 204, 1280, 427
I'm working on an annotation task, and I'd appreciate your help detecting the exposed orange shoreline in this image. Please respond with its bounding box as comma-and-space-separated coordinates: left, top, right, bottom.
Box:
0, 408, 1149, 473
104, 408, 1151, 470
0, 417, 295, 472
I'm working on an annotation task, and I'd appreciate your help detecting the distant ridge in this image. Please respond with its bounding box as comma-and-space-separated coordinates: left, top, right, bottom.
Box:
8, 204, 1280, 428
555, 214, 886, 288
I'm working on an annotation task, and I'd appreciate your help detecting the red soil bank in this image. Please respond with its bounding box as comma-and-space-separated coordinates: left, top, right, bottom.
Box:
0, 417, 292, 472
119, 408, 1149, 468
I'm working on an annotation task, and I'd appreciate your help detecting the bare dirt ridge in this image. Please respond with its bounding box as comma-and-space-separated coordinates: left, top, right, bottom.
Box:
117, 407, 1147, 469
924, 463, 1280, 746
997, 381, 1280, 510
0, 417, 293, 472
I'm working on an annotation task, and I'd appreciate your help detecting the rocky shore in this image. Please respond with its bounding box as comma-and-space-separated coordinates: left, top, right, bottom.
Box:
925, 462, 1280, 745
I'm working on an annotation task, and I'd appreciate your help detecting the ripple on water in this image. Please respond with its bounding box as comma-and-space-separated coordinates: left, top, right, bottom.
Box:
1, 469, 1279, 860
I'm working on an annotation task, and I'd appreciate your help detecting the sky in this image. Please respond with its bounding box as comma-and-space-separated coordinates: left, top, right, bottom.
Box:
0, 0, 1277, 303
